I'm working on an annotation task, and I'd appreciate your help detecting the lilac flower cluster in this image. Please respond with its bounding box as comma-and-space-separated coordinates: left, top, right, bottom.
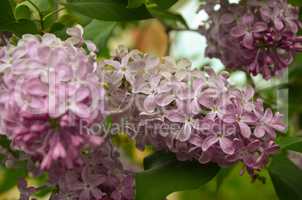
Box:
0, 22, 289, 198
0, 26, 106, 169
17, 142, 134, 200
48, 142, 135, 200
199, 0, 302, 79
101, 46, 286, 174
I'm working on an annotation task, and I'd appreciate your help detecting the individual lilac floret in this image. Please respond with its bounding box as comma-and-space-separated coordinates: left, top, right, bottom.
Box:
0, 25, 106, 170
49, 142, 135, 200
199, 0, 302, 79
100, 46, 286, 175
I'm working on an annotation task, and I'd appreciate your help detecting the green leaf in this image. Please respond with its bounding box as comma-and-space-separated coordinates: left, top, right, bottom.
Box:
0, 163, 27, 193
127, 0, 145, 8
216, 166, 234, 192
149, 8, 188, 29
136, 152, 220, 200
269, 153, 302, 200
84, 20, 117, 52
15, 4, 31, 20
30, 0, 57, 12
150, 0, 178, 9
288, 0, 302, 6
0, 19, 38, 36
64, 0, 152, 21
143, 151, 176, 170
0, 0, 15, 26
277, 136, 302, 152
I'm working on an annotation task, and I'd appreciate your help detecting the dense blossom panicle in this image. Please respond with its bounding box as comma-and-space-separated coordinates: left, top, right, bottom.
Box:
0, 26, 106, 169
100, 46, 286, 174
199, 0, 302, 79
48, 142, 135, 200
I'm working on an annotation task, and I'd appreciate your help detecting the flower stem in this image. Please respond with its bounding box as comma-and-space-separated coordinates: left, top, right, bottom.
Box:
43, 7, 65, 21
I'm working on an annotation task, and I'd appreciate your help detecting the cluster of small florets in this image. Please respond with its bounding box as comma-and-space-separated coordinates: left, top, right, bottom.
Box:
0, 26, 106, 169
0, 21, 289, 199
199, 0, 302, 79
16, 142, 135, 200
101, 46, 286, 174
48, 142, 135, 200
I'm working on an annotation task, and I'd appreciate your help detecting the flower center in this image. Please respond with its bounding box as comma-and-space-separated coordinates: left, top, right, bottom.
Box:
49, 118, 60, 131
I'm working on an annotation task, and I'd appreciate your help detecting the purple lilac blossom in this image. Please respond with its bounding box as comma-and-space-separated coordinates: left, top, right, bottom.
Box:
48, 141, 135, 200
199, 0, 302, 79
0, 25, 106, 170
100, 46, 286, 175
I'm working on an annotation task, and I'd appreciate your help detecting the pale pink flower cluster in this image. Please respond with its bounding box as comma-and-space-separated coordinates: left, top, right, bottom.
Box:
101, 46, 286, 174
0, 26, 105, 169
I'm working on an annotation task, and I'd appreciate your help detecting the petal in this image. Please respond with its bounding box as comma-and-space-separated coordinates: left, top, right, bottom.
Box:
176, 123, 192, 142
254, 126, 266, 138
189, 135, 203, 146
242, 33, 254, 49
220, 13, 235, 24
91, 188, 104, 199
230, 26, 246, 38
238, 122, 252, 138
274, 17, 284, 30
253, 22, 268, 32
202, 135, 219, 152
165, 110, 185, 123
241, 112, 257, 123
85, 40, 97, 52
79, 190, 90, 200
191, 99, 201, 115
74, 87, 90, 102
263, 108, 273, 122
247, 140, 261, 151
219, 137, 235, 155
67, 25, 83, 38
198, 151, 212, 164
144, 94, 157, 113
52, 141, 66, 160
222, 114, 236, 123
241, 13, 254, 25
156, 93, 175, 107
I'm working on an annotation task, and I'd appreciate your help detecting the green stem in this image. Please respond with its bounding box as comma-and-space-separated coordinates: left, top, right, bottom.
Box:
170, 28, 199, 33
27, 0, 44, 31
43, 7, 65, 21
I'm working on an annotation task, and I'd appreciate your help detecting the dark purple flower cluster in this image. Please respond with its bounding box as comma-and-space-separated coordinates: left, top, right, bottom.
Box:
200, 0, 302, 79
100, 46, 286, 175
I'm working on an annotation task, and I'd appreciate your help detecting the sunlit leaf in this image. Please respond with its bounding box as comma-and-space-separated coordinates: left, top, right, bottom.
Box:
84, 20, 117, 52
15, 4, 31, 20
